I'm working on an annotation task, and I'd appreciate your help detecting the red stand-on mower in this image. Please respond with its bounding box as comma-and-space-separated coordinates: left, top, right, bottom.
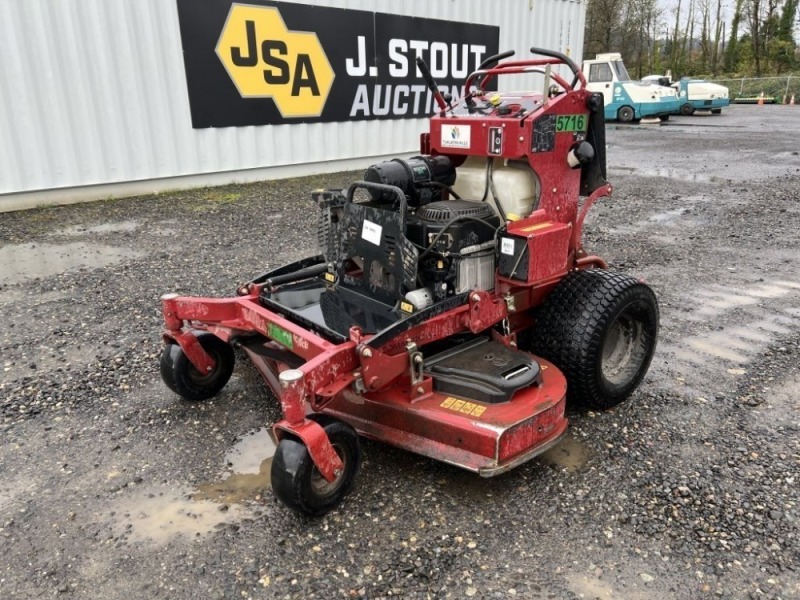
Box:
159, 48, 659, 516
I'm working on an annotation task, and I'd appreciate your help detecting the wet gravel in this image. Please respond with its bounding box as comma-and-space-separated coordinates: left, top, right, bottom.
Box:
1, 105, 799, 599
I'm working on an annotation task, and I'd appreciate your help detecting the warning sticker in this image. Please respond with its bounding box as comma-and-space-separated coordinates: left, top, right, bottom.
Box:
440, 397, 487, 417
500, 237, 515, 255
362, 219, 382, 245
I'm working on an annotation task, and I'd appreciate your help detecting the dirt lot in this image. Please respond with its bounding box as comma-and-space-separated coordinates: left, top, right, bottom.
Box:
1, 104, 799, 600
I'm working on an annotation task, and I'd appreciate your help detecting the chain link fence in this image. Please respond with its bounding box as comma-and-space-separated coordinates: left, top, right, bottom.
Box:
708, 75, 800, 103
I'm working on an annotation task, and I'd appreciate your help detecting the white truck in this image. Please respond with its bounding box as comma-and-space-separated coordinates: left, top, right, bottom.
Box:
675, 78, 730, 115
583, 53, 682, 122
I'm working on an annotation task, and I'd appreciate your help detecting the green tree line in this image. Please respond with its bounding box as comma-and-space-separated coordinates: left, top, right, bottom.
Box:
583, 0, 800, 77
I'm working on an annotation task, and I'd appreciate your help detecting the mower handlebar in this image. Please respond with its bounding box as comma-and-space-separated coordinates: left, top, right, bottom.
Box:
529, 46, 585, 88
465, 48, 586, 92
478, 50, 516, 71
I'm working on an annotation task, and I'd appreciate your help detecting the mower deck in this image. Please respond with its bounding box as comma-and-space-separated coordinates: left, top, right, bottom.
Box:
323, 357, 567, 476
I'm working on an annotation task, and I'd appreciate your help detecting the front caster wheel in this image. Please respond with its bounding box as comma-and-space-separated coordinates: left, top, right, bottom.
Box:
271, 419, 361, 516
159, 332, 235, 401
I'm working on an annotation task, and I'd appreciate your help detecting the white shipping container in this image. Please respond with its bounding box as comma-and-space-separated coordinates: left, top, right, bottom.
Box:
0, 0, 586, 211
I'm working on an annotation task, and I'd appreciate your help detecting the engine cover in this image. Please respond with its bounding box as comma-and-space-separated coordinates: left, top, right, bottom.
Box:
406, 199, 500, 298
407, 199, 500, 254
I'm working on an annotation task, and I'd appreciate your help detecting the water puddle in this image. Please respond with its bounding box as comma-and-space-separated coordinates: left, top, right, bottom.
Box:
60, 220, 140, 236
194, 428, 277, 504
0, 242, 143, 284
539, 433, 591, 472
608, 166, 727, 184
112, 489, 248, 545
649, 207, 690, 223
108, 428, 276, 545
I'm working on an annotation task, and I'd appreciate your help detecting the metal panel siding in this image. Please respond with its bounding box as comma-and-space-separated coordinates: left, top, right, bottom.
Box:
0, 0, 585, 197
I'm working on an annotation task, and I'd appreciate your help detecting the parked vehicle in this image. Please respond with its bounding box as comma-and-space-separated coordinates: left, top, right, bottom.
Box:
583, 53, 681, 122
674, 78, 730, 115
642, 74, 730, 115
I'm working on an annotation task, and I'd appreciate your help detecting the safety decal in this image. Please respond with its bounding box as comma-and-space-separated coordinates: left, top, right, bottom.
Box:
268, 322, 294, 349
440, 397, 487, 417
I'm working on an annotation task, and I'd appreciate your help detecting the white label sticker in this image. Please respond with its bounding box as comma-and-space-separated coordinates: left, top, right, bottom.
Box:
501, 237, 515, 255
441, 124, 471, 149
361, 219, 382, 245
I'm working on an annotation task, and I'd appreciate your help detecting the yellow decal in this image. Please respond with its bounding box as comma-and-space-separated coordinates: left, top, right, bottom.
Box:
519, 222, 553, 233
216, 4, 335, 118
324, 272, 335, 282
440, 397, 487, 418
400, 301, 414, 314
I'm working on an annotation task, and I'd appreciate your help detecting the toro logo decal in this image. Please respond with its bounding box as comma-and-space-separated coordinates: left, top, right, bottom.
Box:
216, 3, 334, 118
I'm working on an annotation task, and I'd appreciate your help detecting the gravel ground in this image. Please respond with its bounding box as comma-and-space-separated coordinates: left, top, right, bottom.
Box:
1, 104, 799, 600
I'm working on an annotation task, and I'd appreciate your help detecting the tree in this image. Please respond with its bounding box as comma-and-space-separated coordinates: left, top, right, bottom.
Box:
725, 0, 745, 71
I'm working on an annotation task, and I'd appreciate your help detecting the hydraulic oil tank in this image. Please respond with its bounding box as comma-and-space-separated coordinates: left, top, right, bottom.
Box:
451, 157, 541, 218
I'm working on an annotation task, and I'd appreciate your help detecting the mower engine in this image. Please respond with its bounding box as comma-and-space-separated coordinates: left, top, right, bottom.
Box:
335, 155, 503, 308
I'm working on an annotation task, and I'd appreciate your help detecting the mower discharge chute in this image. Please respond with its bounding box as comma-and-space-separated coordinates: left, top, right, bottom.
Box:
159, 48, 659, 516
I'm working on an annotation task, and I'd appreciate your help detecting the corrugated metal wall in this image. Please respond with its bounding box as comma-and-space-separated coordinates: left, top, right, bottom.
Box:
0, 0, 585, 207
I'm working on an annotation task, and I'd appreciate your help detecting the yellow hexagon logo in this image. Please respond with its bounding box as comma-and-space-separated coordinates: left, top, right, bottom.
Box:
215, 3, 335, 118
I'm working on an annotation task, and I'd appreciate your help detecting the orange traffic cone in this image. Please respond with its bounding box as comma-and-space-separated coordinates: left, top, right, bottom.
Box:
758, 91, 764, 106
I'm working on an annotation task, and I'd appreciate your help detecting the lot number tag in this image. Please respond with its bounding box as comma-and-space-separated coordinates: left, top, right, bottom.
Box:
362, 219, 382, 245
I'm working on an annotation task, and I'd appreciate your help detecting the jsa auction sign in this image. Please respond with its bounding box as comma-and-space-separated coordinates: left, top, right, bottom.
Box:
176, 0, 499, 128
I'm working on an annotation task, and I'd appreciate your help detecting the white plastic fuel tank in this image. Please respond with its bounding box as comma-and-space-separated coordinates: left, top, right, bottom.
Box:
451, 157, 541, 218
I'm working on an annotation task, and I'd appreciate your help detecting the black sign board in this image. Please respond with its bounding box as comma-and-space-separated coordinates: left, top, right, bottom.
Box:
176, 0, 499, 128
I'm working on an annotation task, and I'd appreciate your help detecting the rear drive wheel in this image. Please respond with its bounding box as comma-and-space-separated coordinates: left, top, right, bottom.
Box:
159, 332, 235, 401
680, 103, 695, 116
271, 419, 361, 516
526, 269, 659, 409
617, 106, 635, 123
711, 108, 722, 115
659, 114, 670, 122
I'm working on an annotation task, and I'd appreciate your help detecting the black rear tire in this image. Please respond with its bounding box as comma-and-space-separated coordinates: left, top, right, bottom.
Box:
680, 103, 695, 116
526, 270, 659, 409
271, 419, 361, 516
711, 108, 722, 115
617, 106, 635, 123
659, 114, 670, 122
159, 332, 235, 401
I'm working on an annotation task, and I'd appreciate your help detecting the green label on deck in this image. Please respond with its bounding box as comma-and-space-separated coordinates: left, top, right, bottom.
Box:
556, 114, 588, 132
268, 323, 293, 349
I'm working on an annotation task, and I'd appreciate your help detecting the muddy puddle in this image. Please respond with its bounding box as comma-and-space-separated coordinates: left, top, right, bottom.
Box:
0, 241, 144, 285
109, 428, 276, 545
538, 433, 591, 472
539, 433, 591, 473
194, 428, 277, 504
